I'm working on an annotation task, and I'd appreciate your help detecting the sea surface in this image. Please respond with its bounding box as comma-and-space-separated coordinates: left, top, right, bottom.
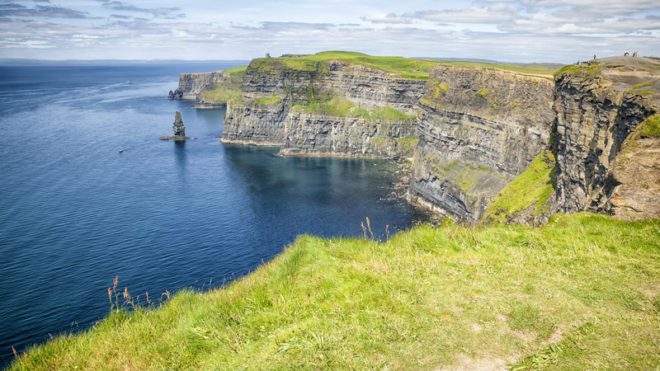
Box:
0, 63, 428, 364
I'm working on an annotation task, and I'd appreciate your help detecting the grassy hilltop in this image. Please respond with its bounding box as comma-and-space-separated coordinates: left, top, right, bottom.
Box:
11, 214, 659, 370
246, 51, 558, 79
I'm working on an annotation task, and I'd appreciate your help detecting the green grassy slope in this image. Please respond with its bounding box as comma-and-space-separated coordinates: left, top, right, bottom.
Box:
250, 51, 438, 80
200, 66, 247, 104
484, 150, 556, 223
248, 51, 559, 80
427, 60, 558, 77
291, 97, 417, 123
12, 214, 659, 370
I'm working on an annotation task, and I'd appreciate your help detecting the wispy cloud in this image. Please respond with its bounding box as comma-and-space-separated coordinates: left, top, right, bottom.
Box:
95, 0, 184, 19
0, 0, 657, 61
0, 2, 94, 19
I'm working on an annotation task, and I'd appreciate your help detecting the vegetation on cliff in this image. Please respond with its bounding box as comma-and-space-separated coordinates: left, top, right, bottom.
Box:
431, 60, 558, 77
200, 66, 247, 104
640, 114, 660, 137
250, 51, 438, 80
484, 150, 556, 224
247, 51, 559, 81
12, 214, 658, 370
291, 97, 417, 123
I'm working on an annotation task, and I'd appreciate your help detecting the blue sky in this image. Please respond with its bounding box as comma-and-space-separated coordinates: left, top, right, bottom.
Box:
0, 0, 658, 62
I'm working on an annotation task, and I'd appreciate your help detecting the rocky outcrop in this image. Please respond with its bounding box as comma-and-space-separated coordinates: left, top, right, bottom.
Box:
173, 111, 186, 136
222, 101, 289, 146
330, 65, 426, 114
220, 58, 426, 159
175, 53, 659, 223
168, 88, 183, 100
281, 112, 418, 158
173, 71, 227, 100
606, 120, 660, 220
160, 111, 190, 141
551, 57, 659, 219
409, 67, 554, 220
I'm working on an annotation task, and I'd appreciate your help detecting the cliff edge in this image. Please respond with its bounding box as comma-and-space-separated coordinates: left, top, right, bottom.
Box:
173, 52, 658, 223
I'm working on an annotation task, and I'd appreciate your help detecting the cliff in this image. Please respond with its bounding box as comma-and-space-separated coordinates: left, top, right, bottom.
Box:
220, 52, 428, 159
170, 66, 247, 102
175, 52, 658, 223
171, 71, 226, 100
409, 67, 555, 220
551, 57, 659, 220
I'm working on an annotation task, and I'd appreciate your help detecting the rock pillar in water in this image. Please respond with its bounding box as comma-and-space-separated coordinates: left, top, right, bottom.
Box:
173, 111, 186, 137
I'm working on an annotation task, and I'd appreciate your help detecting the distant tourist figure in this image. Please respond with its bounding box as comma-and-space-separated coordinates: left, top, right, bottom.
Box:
624, 51, 629, 56
633, 51, 638, 57
266, 53, 271, 58
593, 54, 597, 60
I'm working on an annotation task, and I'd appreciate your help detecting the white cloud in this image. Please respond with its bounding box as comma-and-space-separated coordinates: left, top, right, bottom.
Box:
0, 0, 657, 62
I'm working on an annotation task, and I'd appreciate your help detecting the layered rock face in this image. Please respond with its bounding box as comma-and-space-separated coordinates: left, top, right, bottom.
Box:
606, 122, 659, 220
281, 113, 417, 158
409, 67, 554, 220
330, 65, 426, 114
221, 60, 424, 159
175, 71, 227, 100
223, 102, 289, 146
552, 57, 659, 220
176, 54, 659, 222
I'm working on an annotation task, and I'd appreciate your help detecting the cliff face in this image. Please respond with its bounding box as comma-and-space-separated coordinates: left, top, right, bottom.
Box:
281, 112, 418, 158
223, 101, 289, 145
221, 58, 425, 159
176, 53, 659, 223
551, 57, 659, 220
606, 117, 660, 220
409, 67, 554, 220
330, 64, 426, 114
175, 71, 228, 100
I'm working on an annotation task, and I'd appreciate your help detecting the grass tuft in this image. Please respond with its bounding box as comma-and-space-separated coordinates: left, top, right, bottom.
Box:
639, 114, 660, 138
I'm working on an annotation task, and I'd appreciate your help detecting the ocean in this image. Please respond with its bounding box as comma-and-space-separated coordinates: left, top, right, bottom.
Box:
0, 63, 428, 365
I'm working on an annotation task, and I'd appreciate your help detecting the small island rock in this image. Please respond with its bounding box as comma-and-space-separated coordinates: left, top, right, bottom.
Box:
160, 111, 190, 141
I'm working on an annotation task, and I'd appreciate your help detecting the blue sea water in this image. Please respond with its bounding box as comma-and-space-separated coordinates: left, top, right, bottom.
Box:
0, 63, 428, 365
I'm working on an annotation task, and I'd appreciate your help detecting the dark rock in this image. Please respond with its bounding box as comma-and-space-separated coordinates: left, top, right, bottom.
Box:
173, 111, 186, 137
168, 88, 183, 100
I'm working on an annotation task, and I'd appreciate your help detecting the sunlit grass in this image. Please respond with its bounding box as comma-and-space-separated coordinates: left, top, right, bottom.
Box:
11, 213, 659, 370
292, 97, 417, 123
484, 150, 556, 223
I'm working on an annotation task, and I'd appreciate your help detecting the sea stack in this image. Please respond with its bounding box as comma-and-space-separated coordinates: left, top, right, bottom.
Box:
160, 111, 189, 141
173, 111, 186, 137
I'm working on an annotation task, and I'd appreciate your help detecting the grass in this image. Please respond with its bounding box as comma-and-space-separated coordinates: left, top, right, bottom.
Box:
11, 213, 659, 370
554, 63, 604, 79
249, 51, 561, 80
477, 88, 490, 96
201, 87, 243, 104
484, 150, 555, 224
426, 158, 499, 193
429, 60, 558, 77
253, 96, 283, 106
200, 66, 247, 104
223, 65, 247, 75
371, 136, 419, 156
292, 97, 417, 123
639, 114, 660, 138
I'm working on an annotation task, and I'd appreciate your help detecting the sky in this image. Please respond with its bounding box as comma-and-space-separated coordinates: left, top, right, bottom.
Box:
0, 0, 658, 63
